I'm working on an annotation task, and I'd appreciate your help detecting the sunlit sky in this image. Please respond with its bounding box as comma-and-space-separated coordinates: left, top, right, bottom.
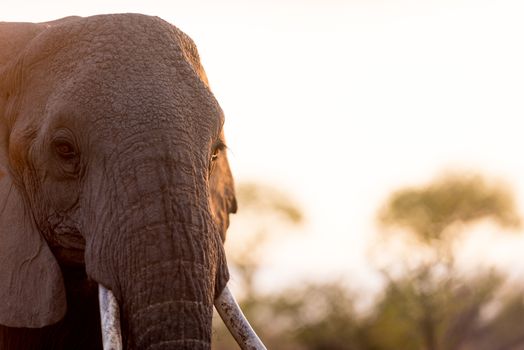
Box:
5, 0, 524, 294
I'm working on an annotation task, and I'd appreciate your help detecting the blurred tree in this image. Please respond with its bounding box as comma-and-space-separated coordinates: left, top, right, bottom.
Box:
213, 173, 524, 350
373, 172, 523, 350
364, 269, 504, 350
377, 173, 520, 263
215, 281, 366, 350
284, 282, 365, 350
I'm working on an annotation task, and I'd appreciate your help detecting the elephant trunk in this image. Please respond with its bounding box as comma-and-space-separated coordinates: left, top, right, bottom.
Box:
122, 261, 215, 349
117, 193, 222, 349
86, 146, 228, 350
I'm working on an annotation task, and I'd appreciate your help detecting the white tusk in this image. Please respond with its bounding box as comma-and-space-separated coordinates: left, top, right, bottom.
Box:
98, 284, 264, 350
98, 285, 123, 350
214, 286, 267, 350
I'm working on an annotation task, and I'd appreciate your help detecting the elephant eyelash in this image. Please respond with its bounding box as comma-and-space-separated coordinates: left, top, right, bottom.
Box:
215, 140, 227, 151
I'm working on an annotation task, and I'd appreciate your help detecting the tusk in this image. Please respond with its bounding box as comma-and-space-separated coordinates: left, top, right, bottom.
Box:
98, 285, 123, 350
214, 286, 267, 350
98, 284, 265, 350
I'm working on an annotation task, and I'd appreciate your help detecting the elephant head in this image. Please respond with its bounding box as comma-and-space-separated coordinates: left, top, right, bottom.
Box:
0, 14, 263, 349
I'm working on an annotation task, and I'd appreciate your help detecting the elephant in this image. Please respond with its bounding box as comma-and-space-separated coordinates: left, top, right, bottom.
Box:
0, 13, 264, 350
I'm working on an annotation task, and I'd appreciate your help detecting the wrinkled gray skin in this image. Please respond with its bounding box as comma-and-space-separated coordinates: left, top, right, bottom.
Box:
0, 14, 237, 349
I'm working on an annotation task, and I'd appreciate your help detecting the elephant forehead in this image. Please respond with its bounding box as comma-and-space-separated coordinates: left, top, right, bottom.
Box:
19, 14, 224, 143
39, 76, 224, 158
59, 62, 222, 127
27, 14, 192, 68
22, 14, 212, 104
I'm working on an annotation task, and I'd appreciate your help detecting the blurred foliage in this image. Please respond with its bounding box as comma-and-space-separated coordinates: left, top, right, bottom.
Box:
378, 173, 520, 245
278, 282, 365, 350
214, 280, 365, 350
213, 174, 524, 350
472, 292, 524, 350
371, 172, 524, 350
365, 269, 505, 350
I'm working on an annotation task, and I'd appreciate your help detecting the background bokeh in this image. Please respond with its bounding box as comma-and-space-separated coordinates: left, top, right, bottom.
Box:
5, 1, 524, 348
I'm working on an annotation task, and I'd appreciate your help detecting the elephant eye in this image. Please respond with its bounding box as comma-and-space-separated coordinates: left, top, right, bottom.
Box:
211, 140, 226, 163
53, 140, 77, 159
211, 149, 219, 162
209, 140, 226, 175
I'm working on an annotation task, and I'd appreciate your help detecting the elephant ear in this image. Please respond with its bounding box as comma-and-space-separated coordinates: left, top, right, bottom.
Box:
0, 21, 66, 328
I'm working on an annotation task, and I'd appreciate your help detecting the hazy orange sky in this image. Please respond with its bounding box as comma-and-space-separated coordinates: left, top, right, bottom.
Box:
4, 0, 524, 293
